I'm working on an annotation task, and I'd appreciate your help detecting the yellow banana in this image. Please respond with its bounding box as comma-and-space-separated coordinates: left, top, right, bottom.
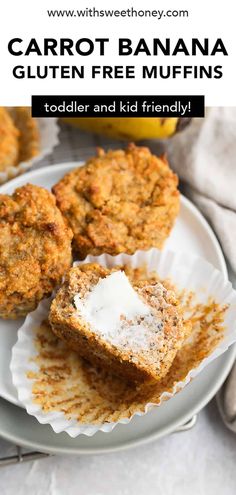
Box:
62, 117, 190, 141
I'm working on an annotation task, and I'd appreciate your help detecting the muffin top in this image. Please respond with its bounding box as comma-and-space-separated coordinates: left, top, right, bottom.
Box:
0, 107, 19, 171
0, 183, 73, 318
0, 107, 40, 176
52, 144, 180, 259
8, 107, 40, 164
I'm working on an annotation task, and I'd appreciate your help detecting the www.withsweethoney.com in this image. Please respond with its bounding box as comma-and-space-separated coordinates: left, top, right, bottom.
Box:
46, 8, 189, 20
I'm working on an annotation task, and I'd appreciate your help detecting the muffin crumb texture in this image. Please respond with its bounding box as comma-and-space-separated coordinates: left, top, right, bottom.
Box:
49, 263, 190, 383
29, 266, 227, 425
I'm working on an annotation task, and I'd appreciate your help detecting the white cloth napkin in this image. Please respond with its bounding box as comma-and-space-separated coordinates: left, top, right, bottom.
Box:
166, 109, 236, 429
165, 108, 236, 275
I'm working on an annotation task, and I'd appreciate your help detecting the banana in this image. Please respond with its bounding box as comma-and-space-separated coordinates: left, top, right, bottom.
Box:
62, 117, 191, 141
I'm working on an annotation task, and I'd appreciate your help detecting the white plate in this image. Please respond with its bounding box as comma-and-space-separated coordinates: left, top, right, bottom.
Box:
0, 162, 234, 454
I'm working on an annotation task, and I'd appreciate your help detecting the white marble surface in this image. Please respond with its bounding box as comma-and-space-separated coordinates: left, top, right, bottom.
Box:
0, 399, 236, 495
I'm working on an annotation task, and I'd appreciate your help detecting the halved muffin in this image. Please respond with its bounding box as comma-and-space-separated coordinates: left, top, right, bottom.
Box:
49, 263, 190, 383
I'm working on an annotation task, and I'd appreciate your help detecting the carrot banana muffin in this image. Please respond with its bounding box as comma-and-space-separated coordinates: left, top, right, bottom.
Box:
0, 107, 39, 175
0, 184, 73, 319
8, 107, 40, 164
0, 107, 19, 171
52, 144, 180, 259
49, 264, 190, 383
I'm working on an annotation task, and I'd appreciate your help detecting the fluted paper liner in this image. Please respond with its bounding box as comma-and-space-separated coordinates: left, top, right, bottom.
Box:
0, 112, 59, 184
10, 249, 236, 437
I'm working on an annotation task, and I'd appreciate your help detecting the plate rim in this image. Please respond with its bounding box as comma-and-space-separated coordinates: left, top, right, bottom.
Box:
0, 161, 233, 454
0, 162, 227, 407
0, 345, 235, 456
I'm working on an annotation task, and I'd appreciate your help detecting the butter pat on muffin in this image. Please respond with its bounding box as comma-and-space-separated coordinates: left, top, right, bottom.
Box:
49, 264, 190, 383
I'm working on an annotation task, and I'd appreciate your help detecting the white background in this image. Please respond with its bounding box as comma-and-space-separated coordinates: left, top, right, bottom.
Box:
1, 403, 236, 495
0, 0, 235, 106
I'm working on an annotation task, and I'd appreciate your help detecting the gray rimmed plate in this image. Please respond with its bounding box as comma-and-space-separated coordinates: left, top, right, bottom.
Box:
0, 162, 234, 454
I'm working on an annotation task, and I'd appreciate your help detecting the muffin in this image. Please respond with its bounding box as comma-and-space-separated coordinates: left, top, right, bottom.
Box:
0, 184, 73, 319
52, 144, 180, 259
0, 108, 19, 171
0, 107, 40, 177
49, 263, 190, 383
8, 107, 39, 164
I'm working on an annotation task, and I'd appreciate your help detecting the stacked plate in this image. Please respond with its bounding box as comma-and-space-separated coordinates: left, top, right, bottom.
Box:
0, 163, 234, 455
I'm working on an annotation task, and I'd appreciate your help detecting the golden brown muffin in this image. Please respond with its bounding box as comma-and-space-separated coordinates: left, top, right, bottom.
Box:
8, 107, 40, 163
0, 184, 73, 319
49, 264, 190, 383
0, 108, 19, 171
52, 144, 180, 259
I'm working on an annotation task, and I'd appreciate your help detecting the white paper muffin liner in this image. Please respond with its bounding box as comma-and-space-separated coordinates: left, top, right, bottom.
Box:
0, 117, 59, 184
10, 248, 236, 437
